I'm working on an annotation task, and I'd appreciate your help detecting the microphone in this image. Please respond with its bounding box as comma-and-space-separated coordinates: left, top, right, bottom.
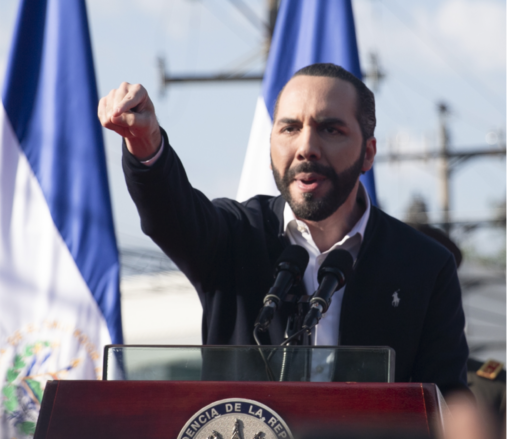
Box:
255, 245, 309, 332
302, 249, 354, 332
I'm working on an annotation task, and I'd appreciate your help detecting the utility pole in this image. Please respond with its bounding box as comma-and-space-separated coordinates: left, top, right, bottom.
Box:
265, 0, 279, 57
363, 52, 386, 93
157, 1, 384, 93
158, 0, 278, 91
375, 101, 506, 235
438, 102, 451, 235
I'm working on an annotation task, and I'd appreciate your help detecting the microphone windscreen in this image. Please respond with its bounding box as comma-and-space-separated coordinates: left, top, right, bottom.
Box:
318, 249, 354, 283
275, 245, 310, 273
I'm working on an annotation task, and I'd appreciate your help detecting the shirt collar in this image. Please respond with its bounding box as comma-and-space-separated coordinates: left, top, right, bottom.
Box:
283, 182, 371, 243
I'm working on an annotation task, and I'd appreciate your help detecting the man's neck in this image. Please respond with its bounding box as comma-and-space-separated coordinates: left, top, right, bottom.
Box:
300, 182, 365, 253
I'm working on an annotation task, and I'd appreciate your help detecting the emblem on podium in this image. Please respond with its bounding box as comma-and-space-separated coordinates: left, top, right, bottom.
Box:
177, 398, 293, 439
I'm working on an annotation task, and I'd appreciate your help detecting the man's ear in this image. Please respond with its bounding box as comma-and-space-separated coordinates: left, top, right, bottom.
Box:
361, 137, 376, 173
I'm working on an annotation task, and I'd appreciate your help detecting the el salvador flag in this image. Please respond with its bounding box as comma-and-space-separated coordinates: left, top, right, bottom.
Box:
0, 0, 121, 436
237, 0, 377, 205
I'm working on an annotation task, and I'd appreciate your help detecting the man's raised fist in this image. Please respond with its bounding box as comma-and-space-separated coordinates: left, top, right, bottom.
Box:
98, 82, 161, 160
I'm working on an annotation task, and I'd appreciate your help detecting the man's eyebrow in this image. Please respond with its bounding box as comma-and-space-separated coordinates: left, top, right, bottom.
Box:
315, 117, 347, 126
275, 116, 349, 126
276, 117, 300, 125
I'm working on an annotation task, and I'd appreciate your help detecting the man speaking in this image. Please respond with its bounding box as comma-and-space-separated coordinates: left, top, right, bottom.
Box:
98, 63, 468, 395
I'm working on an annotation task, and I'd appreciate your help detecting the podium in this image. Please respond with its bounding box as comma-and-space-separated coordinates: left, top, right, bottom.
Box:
34, 345, 446, 439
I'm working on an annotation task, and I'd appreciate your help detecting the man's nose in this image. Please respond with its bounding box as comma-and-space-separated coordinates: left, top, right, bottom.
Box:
295, 127, 321, 161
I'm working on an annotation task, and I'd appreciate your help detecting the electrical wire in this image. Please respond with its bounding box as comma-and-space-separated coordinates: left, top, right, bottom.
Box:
227, 0, 269, 34
463, 162, 506, 192
465, 306, 506, 326
381, 0, 504, 114
388, 68, 498, 133
185, 0, 203, 71
200, 0, 262, 45
218, 47, 264, 76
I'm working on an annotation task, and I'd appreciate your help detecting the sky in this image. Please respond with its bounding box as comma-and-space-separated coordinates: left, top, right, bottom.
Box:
0, 0, 505, 257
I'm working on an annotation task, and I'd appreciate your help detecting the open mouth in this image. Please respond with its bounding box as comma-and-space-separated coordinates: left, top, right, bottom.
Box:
294, 173, 326, 192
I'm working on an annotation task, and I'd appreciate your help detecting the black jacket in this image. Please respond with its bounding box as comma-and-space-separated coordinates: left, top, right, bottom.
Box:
123, 129, 469, 394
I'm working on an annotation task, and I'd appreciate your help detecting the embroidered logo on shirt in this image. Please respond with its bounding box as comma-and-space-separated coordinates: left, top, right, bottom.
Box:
392, 290, 401, 307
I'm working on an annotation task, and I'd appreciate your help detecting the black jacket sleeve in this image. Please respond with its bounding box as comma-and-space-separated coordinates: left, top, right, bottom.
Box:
121, 128, 229, 292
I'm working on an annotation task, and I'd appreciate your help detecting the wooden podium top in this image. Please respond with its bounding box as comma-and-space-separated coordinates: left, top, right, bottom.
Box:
35, 381, 442, 439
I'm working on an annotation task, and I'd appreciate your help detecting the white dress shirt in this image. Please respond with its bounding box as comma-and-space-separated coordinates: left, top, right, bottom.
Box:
140, 136, 165, 166
284, 184, 370, 380
284, 184, 370, 345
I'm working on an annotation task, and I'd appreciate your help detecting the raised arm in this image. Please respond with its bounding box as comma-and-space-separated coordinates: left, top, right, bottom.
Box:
98, 83, 231, 292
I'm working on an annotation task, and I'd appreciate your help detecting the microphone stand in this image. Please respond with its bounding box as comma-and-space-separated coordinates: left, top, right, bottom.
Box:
279, 300, 311, 381
255, 301, 310, 382
253, 325, 276, 381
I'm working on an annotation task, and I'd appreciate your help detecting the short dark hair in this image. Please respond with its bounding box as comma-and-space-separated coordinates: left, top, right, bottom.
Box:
273, 63, 376, 141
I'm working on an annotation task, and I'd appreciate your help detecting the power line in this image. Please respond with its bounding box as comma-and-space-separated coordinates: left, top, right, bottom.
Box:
388, 68, 499, 133
185, 0, 203, 71
227, 0, 269, 34
377, 100, 505, 235
218, 47, 265, 76
157, 0, 280, 90
466, 305, 506, 326
381, 0, 505, 115
376, 146, 506, 165
119, 247, 176, 277
200, 0, 261, 45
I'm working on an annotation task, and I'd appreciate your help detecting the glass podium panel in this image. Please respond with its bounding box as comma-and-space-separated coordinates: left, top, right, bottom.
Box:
103, 345, 395, 383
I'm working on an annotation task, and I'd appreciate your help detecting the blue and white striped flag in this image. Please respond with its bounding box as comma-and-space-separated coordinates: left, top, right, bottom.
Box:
0, 0, 122, 436
237, 0, 377, 205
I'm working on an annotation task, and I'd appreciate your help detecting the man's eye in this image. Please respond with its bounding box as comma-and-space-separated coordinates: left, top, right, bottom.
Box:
282, 126, 297, 133
322, 126, 339, 134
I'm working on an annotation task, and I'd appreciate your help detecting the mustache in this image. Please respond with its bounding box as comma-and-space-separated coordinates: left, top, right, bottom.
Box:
284, 161, 338, 181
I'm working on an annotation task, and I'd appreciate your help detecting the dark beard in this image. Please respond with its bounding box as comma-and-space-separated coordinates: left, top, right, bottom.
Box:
272, 149, 365, 222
